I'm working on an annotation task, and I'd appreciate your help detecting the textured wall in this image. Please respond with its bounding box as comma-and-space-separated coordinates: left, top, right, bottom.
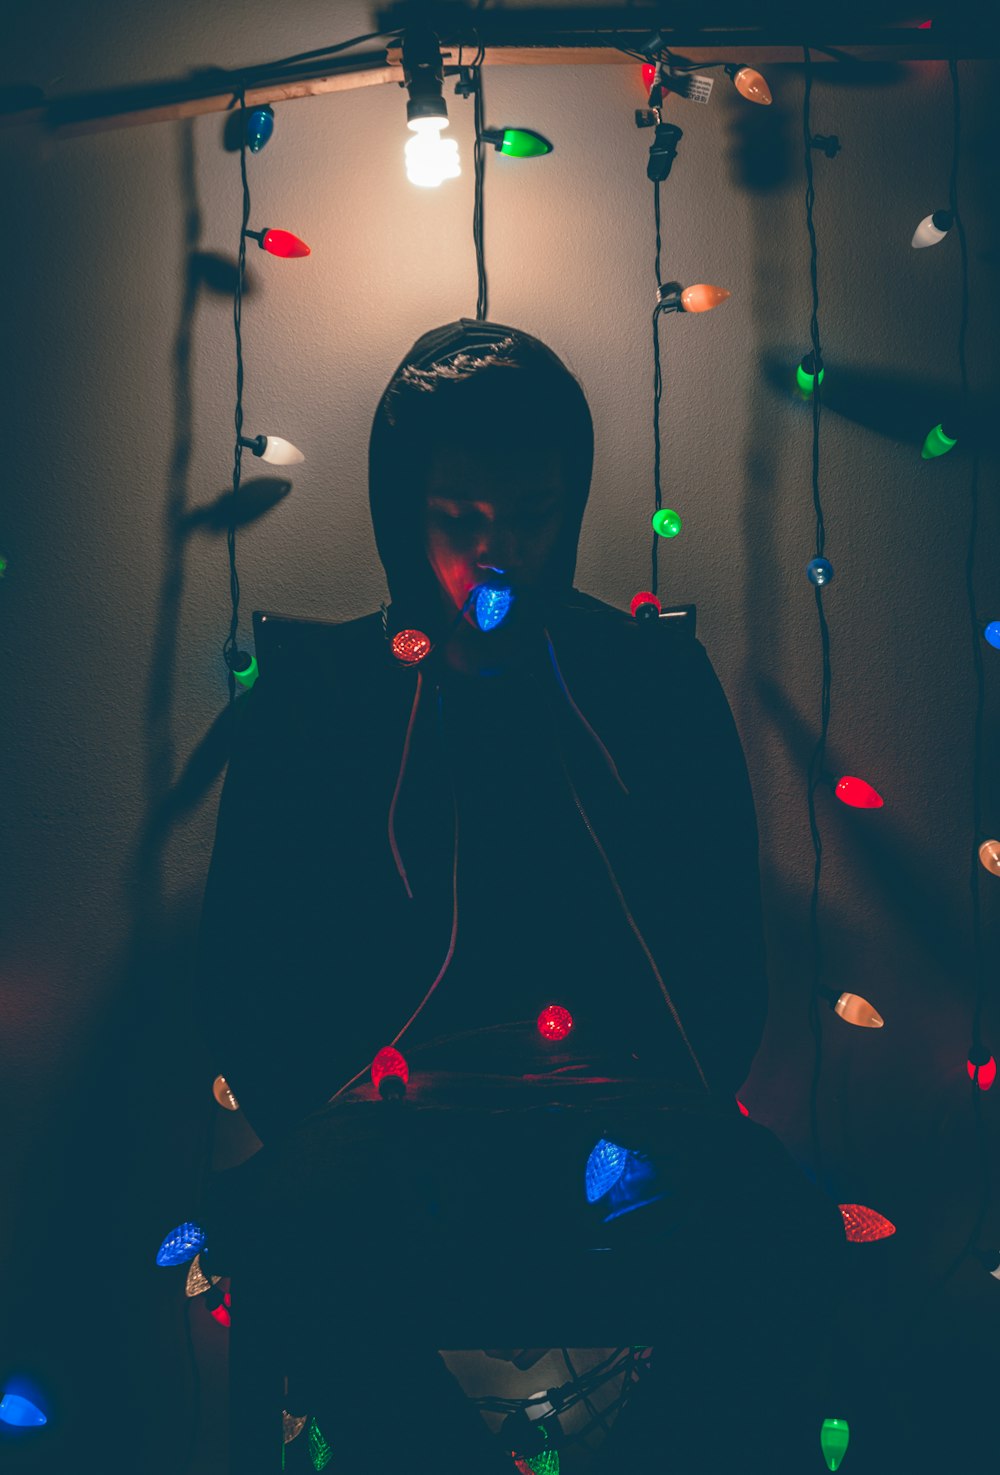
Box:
1, 3, 998, 1469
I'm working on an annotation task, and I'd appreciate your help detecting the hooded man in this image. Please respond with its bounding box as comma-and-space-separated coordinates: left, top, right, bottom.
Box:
196, 320, 847, 1473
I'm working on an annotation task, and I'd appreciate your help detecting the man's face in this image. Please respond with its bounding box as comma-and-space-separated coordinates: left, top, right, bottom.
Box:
422, 442, 571, 627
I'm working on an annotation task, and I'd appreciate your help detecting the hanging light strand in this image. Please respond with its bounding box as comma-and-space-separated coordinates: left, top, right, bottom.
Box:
650, 179, 664, 599
468, 35, 489, 320
224, 88, 252, 710
802, 47, 833, 1190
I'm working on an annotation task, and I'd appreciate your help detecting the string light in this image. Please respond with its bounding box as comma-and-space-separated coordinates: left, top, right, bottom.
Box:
966, 1048, 997, 1091
156, 1221, 206, 1267
806, 557, 834, 586
820, 1417, 850, 1471
921, 419, 959, 459
478, 128, 552, 158
391, 629, 432, 664
834, 775, 884, 809
185, 1254, 221, 1297
537, 1004, 573, 1040
911, 209, 953, 248
212, 1074, 240, 1110
839, 1203, 896, 1241
224, 649, 258, 690
237, 434, 305, 465
371, 1045, 409, 1099
978, 839, 1000, 875
585, 1138, 630, 1202
983, 623, 1000, 651
473, 582, 514, 631
651, 508, 681, 538
797, 351, 825, 396
246, 104, 274, 152
243, 227, 311, 258
307, 1416, 334, 1470
831, 991, 885, 1028
630, 590, 661, 620
656, 281, 731, 313
0, 1393, 47, 1428
724, 63, 773, 105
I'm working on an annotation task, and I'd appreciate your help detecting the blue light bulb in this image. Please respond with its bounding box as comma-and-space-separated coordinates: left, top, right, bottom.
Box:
806, 557, 834, 586
156, 1221, 206, 1267
984, 621, 1000, 650
585, 1138, 630, 1202
0, 1393, 47, 1427
247, 105, 275, 153
474, 584, 514, 631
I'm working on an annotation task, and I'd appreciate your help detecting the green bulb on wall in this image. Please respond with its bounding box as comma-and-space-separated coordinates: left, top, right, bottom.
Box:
651, 507, 682, 538
921, 422, 958, 459
796, 352, 825, 395
479, 127, 553, 157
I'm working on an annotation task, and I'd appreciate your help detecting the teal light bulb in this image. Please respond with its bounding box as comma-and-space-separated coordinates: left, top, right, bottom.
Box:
820, 1417, 850, 1471
651, 508, 682, 538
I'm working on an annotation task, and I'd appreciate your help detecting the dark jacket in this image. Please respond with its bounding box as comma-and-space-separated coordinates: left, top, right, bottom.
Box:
196, 592, 768, 1145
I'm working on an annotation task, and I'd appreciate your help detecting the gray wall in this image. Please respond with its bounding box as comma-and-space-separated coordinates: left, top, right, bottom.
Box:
2, 3, 998, 1469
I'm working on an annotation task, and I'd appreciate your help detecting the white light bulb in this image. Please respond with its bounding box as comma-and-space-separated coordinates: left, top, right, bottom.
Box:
911, 211, 953, 248
405, 123, 461, 187
259, 436, 304, 465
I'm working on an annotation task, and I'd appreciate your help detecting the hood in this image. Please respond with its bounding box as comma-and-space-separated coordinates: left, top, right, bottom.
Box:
367, 317, 594, 645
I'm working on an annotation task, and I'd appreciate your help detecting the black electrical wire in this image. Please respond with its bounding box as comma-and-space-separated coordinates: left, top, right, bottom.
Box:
801, 46, 832, 1194
561, 1346, 614, 1441
223, 90, 251, 714
650, 183, 665, 600
467, 36, 489, 321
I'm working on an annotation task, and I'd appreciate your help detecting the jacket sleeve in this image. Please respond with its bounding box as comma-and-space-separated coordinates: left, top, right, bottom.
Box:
635, 633, 769, 1097
195, 671, 339, 1145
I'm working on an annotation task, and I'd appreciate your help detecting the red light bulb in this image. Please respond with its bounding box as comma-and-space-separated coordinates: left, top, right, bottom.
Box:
372, 1045, 409, 1099
391, 629, 432, 665
967, 1054, 997, 1091
839, 1204, 896, 1243
260, 228, 311, 258
736, 1099, 750, 1117
206, 1285, 232, 1326
537, 1005, 573, 1040
642, 64, 657, 90
630, 591, 661, 620
835, 775, 884, 809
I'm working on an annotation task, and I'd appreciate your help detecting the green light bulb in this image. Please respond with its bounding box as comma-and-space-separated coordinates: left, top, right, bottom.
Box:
651, 508, 682, 538
921, 422, 958, 459
307, 1417, 333, 1471
500, 128, 552, 157
796, 353, 825, 395
820, 1417, 850, 1471
234, 654, 259, 689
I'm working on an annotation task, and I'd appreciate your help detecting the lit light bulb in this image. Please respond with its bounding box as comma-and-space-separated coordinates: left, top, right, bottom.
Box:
284, 1411, 308, 1444
405, 119, 461, 187
983, 620, 1000, 649
642, 63, 657, 90
820, 1417, 850, 1472
213, 1074, 240, 1110
921, 421, 958, 459
736, 1099, 750, 1117
391, 629, 432, 665
371, 1045, 409, 1100
911, 210, 953, 248
630, 591, 662, 620
247, 105, 274, 153
186, 1253, 221, 1297
797, 352, 825, 395
206, 1284, 232, 1327
656, 281, 731, 314
0, 1393, 47, 1427
806, 558, 834, 586
835, 775, 884, 809
308, 1416, 334, 1471
225, 650, 258, 690
979, 839, 1000, 875
478, 128, 552, 158
967, 1051, 997, 1090
244, 227, 311, 258
651, 508, 682, 538
839, 1204, 896, 1242
833, 992, 885, 1028
537, 1004, 573, 1040
156, 1221, 207, 1267
585, 1138, 630, 1203
474, 583, 514, 631
238, 434, 305, 465
725, 63, 772, 104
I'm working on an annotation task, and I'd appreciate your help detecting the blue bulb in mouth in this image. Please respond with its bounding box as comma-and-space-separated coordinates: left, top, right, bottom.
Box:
473, 583, 514, 631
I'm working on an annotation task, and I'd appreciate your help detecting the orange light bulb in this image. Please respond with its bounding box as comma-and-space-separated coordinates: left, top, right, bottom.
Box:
733, 66, 772, 105
680, 283, 730, 313
979, 840, 1000, 877
834, 992, 884, 1028
212, 1074, 239, 1110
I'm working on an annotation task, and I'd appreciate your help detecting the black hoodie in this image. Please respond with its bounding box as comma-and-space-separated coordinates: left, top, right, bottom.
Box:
196, 321, 769, 1146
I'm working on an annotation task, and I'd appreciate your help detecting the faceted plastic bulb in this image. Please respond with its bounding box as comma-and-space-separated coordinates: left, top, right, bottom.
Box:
834, 992, 884, 1028
680, 283, 730, 313
156, 1221, 207, 1266
839, 1203, 896, 1241
474, 584, 514, 631
585, 1138, 629, 1202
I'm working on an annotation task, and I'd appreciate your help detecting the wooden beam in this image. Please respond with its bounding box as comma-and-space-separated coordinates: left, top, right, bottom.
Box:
2, 30, 996, 140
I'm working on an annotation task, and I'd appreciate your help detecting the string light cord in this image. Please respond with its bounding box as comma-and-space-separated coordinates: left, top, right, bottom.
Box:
223, 89, 252, 714
387, 669, 424, 898
651, 199, 666, 600
801, 46, 832, 1192
542, 628, 630, 795
467, 35, 489, 321
561, 1346, 614, 1441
